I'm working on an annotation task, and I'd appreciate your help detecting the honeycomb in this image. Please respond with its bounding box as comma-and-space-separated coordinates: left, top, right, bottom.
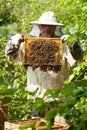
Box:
24, 37, 62, 72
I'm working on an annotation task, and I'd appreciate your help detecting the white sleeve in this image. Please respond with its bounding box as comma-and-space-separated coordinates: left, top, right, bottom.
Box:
5, 34, 24, 63
62, 45, 76, 66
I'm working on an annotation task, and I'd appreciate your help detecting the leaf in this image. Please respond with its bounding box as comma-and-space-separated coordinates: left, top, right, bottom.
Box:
46, 120, 54, 130
44, 89, 60, 99
44, 89, 53, 97
45, 109, 57, 130
0, 86, 16, 95
19, 122, 36, 130
79, 0, 87, 3
84, 52, 87, 60
33, 98, 45, 110
45, 108, 57, 121
0, 96, 12, 105
28, 88, 38, 96
69, 74, 75, 82
61, 84, 74, 96
82, 6, 87, 11
81, 112, 87, 121
74, 80, 87, 87
21, 91, 29, 99
39, 121, 46, 126
69, 26, 79, 35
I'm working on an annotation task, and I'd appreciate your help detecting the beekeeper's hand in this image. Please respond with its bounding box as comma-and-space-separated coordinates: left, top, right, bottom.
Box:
61, 35, 70, 42
5, 34, 24, 55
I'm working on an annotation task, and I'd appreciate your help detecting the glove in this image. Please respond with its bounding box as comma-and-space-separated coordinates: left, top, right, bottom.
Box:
70, 40, 84, 60
10, 34, 24, 45
60, 34, 70, 42
6, 34, 24, 55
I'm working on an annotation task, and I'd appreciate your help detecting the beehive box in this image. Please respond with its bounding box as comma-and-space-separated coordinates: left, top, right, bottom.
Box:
24, 37, 62, 72
4, 118, 69, 130
0, 103, 8, 129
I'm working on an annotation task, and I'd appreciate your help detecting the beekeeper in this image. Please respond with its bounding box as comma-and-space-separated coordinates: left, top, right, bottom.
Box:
5, 11, 83, 99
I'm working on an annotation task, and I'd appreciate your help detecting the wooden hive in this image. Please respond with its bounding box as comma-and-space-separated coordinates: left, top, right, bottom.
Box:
4, 118, 69, 130
0, 95, 8, 129
24, 37, 62, 72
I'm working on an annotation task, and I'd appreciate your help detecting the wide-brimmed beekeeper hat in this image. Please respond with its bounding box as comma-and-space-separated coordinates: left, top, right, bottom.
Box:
30, 11, 65, 27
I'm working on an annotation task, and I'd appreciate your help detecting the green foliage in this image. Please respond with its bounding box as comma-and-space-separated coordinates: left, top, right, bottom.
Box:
57, 54, 87, 129
7, 89, 33, 120
45, 108, 57, 130
0, 34, 27, 89
0, 35, 15, 88
0, 86, 17, 106
0, 86, 17, 130
61, 80, 87, 130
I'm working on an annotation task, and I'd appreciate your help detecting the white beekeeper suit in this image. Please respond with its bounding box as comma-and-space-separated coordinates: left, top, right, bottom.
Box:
5, 11, 76, 99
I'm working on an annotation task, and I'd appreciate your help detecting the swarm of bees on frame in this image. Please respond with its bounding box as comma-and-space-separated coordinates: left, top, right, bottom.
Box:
25, 38, 62, 72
